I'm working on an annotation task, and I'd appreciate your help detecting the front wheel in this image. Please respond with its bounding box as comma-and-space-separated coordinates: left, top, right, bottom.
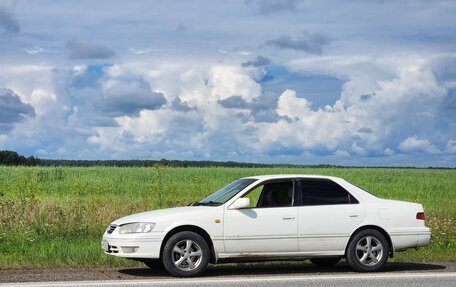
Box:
346, 229, 389, 272
162, 231, 210, 277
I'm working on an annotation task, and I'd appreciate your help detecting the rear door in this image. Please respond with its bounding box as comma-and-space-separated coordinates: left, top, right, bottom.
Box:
297, 179, 364, 254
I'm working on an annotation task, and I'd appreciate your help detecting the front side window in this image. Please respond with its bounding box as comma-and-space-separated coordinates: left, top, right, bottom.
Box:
242, 181, 294, 208
300, 179, 358, 206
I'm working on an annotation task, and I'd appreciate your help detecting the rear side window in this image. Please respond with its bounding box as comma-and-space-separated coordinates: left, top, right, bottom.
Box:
300, 179, 358, 206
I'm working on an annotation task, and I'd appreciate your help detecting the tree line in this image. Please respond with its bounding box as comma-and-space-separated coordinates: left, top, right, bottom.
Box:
0, 150, 452, 169
0, 150, 279, 168
0, 150, 41, 166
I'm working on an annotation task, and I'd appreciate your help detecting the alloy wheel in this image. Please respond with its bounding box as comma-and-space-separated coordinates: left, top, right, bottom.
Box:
172, 239, 203, 271
355, 235, 383, 266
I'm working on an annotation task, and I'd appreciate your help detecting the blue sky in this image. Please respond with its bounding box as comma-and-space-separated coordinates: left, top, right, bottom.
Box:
0, 0, 455, 167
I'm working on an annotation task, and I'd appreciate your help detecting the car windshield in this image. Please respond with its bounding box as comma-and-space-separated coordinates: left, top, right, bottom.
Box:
193, 178, 257, 206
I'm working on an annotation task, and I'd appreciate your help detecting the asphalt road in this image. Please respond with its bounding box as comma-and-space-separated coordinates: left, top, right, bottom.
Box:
1, 262, 455, 287
1, 272, 456, 287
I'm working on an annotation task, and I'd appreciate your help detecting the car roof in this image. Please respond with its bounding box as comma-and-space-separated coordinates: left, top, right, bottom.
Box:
243, 174, 343, 181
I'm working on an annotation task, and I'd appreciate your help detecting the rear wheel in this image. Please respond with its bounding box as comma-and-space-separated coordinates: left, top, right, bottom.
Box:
346, 229, 389, 272
310, 257, 341, 267
162, 231, 210, 277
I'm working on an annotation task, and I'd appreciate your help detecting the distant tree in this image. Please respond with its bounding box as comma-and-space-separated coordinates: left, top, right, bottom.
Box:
26, 156, 41, 166
158, 158, 169, 166
0, 150, 27, 165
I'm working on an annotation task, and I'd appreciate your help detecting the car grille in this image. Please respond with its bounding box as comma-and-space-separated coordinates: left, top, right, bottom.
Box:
107, 224, 117, 234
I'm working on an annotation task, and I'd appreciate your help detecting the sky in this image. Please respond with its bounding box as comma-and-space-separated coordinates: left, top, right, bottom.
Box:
0, 0, 455, 167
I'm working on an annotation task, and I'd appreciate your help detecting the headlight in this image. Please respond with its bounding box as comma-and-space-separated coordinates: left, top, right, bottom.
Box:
119, 222, 156, 234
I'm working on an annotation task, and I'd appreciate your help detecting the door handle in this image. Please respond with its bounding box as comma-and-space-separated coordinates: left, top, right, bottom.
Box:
349, 214, 359, 218
282, 217, 295, 220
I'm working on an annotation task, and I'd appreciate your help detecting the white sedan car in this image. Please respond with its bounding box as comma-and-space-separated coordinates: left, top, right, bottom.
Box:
102, 174, 431, 277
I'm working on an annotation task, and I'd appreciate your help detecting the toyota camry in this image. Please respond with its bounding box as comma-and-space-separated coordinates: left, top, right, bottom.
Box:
102, 174, 431, 277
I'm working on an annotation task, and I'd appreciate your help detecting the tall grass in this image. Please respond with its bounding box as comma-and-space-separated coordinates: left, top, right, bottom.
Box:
0, 166, 454, 269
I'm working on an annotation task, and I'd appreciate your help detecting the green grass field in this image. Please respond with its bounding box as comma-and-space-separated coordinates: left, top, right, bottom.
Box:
0, 166, 455, 269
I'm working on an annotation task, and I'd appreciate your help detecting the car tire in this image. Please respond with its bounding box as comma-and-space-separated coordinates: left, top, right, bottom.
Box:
310, 257, 342, 267
162, 231, 210, 277
346, 229, 389, 272
143, 259, 164, 270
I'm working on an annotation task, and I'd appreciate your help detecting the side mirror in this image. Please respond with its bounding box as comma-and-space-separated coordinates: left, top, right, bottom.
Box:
228, 198, 250, 210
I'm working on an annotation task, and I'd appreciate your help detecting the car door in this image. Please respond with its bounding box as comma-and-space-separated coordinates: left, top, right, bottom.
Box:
297, 179, 364, 254
223, 179, 299, 255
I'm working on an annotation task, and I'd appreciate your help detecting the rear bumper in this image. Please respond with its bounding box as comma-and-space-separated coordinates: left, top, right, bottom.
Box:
390, 227, 432, 251
417, 228, 432, 247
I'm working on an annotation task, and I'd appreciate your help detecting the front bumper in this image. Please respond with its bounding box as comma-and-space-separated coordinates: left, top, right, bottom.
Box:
102, 231, 163, 259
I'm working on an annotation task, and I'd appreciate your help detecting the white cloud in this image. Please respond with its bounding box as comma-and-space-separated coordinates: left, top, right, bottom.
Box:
351, 142, 367, 156
445, 139, 456, 154
209, 66, 262, 102
281, 54, 448, 155
24, 46, 44, 55
87, 127, 125, 151
129, 48, 152, 55
335, 149, 350, 157
116, 110, 172, 141
30, 89, 57, 115
276, 89, 311, 119
384, 148, 394, 156
72, 65, 87, 75
398, 136, 441, 154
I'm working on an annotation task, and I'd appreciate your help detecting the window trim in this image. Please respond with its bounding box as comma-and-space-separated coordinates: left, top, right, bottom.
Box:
238, 178, 298, 209
348, 181, 380, 198
297, 178, 359, 207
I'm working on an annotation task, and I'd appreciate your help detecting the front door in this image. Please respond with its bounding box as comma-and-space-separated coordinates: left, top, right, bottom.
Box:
223, 180, 299, 255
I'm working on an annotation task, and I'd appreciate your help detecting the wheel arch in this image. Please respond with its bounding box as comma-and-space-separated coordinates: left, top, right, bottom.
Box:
160, 225, 217, 263
346, 225, 394, 258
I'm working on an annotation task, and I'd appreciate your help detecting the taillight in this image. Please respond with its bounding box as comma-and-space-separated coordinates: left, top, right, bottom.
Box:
416, 212, 425, 220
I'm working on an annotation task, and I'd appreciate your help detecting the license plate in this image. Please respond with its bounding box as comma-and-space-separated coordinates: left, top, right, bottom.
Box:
101, 239, 109, 252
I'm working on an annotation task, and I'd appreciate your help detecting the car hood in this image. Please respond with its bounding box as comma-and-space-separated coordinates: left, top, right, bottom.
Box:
111, 206, 214, 225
